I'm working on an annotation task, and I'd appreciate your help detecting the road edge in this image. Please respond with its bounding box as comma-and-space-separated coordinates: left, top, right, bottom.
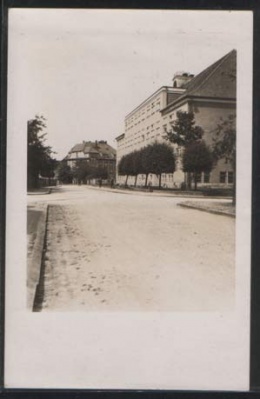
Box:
177, 202, 235, 218
27, 204, 49, 311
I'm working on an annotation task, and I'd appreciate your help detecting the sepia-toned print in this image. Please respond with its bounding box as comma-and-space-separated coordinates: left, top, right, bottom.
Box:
25, 11, 237, 313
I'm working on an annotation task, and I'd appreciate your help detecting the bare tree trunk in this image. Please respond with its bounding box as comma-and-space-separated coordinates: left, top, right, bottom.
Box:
159, 174, 162, 189
125, 175, 129, 187
134, 175, 138, 187
145, 174, 148, 188
187, 173, 192, 190
194, 173, 197, 191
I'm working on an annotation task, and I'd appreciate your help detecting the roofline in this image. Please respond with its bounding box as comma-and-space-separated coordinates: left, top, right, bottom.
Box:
161, 49, 236, 114
66, 156, 116, 161
68, 140, 116, 154
185, 49, 236, 97
115, 133, 125, 141
125, 86, 182, 120
161, 95, 236, 114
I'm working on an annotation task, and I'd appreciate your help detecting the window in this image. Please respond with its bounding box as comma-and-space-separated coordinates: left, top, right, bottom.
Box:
228, 172, 234, 183
204, 172, 210, 183
220, 171, 226, 183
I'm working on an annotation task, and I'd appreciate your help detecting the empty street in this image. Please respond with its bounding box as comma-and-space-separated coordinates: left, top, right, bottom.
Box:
28, 185, 235, 311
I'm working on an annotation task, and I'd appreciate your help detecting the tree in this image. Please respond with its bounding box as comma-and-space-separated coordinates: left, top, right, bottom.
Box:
118, 143, 175, 189
212, 114, 236, 203
164, 111, 204, 146
142, 142, 175, 188
27, 115, 56, 189
131, 150, 142, 187
182, 140, 213, 190
72, 160, 90, 184
118, 155, 128, 186
57, 161, 73, 184
164, 111, 204, 189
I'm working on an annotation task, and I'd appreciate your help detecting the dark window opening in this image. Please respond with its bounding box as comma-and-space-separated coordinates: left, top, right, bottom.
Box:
204, 172, 210, 183
228, 172, 234, 184
220, 171, 226, 183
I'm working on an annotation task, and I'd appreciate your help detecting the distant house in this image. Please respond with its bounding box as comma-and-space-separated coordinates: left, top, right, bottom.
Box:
116, 50, 236, 188
64, 140, 116, 179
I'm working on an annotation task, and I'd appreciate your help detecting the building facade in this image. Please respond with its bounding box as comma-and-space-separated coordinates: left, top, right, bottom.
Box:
116, 50, 236, 188
65, 140, 116, 180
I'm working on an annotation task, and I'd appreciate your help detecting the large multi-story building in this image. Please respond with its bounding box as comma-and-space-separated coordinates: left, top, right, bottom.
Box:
116, 50, 236, 188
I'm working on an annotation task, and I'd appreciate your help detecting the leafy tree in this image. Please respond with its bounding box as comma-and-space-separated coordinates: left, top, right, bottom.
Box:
164, 111, 204, 189
27, 115, 56, 189
131, 150, 142, 187
142, 142, 175, 188
118, 155, 128, 185
139, 146, 151, 187
57, 161, 73, 184
212, 114, 236, 203
117, 153, 135, 186
72, 160, 89, 183
94, 166, 108, 180
183, 140, 213, 190
118, 143, 175, 188
164, 111, 204, 146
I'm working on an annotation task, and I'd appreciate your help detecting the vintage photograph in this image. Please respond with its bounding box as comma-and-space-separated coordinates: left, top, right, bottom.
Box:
24, 10, 238, 312
5, 9, 253, 390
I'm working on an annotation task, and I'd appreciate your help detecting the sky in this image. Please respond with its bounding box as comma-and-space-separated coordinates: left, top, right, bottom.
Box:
8, 9, 252, 160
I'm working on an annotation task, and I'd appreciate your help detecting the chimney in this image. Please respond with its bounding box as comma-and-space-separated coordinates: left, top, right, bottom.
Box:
172, 72, 194, 88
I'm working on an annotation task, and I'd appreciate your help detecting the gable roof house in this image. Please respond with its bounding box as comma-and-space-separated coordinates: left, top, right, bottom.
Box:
65, 140, 116, 179
161, 49, 236, 187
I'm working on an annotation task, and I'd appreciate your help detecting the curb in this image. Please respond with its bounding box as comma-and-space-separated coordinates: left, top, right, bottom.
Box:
177, 203, 235, 218
27, 204, 49, 310
27, 188, 52, 196
32, 205, 50, 312
84, 185, 232, 200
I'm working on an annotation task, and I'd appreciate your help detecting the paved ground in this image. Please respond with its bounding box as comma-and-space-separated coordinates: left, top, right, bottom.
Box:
179, 200, 235, 217
28, 185, 235, 311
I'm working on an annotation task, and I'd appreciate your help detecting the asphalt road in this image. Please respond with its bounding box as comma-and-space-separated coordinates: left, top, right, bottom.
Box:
28, 185, 235, 311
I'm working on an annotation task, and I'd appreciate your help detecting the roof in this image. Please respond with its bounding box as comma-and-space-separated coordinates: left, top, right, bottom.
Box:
68, 141, 116, 159
162, 49, 236, 113
125, 86, 181, 120
115, 133, 125, 141
70, 143, 86, 153
184, 49, 236, 98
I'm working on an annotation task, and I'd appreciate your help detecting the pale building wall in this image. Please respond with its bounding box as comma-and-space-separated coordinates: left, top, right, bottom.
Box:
116, 87, 182, 187
119, 89, 167, 159
161, 103, 189, 186
191, 100, 236, 187
116, 87, 236, 189
160, 100, 236, 187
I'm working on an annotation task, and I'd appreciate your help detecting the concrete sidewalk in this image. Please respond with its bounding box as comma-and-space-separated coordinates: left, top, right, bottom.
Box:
178, 200, 235, 218
27, 187, 52, 195
27, 203, 49, 310
84, 185, 232, 200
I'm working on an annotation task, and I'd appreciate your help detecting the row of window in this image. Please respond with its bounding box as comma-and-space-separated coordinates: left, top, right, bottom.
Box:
126, 101, 162, 125
195, 172, 211, 183
220, 171, 234, 183
195, 172, 233, 184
